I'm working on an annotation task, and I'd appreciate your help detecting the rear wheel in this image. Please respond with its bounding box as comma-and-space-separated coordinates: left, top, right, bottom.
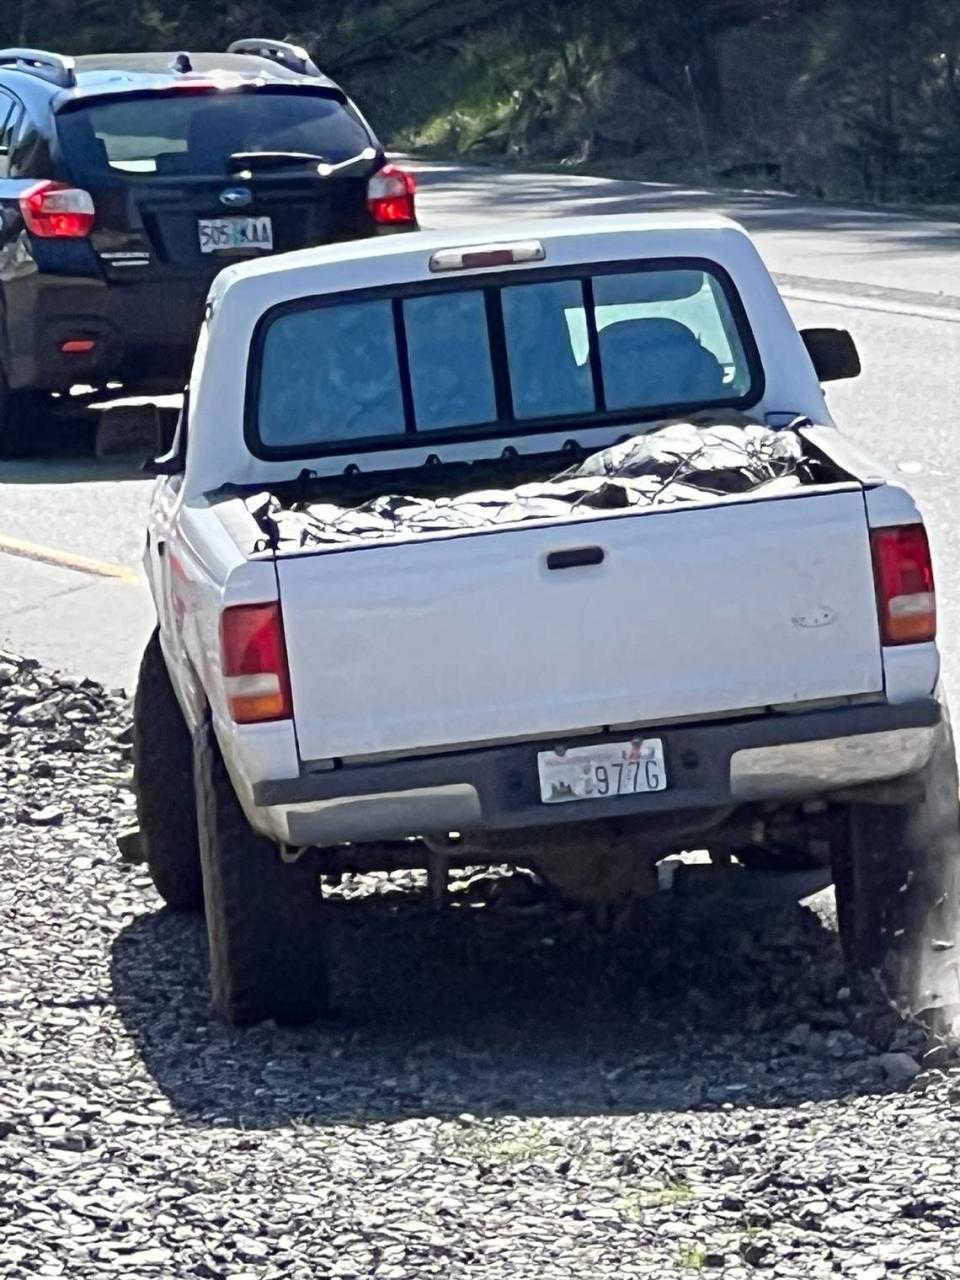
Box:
0, 373, 40, 459
832, 703, 960, 1022
95, 403, 163, 461
133, 631, 203, 910
195, 721, 330, 1027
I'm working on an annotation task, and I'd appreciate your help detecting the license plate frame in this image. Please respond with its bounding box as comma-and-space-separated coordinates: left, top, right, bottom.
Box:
537, 738, 668, 805
198, 216, 274, 254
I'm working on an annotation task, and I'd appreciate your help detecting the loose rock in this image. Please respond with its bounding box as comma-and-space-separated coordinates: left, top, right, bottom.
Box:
1, 653, 959, 1279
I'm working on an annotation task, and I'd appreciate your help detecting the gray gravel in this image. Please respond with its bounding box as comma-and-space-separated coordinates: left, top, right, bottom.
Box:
2, 652, 960, 1277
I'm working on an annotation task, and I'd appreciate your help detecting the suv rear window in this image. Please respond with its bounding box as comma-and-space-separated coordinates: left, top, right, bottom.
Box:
252, 262, 760, 457
57, 89, 370, 177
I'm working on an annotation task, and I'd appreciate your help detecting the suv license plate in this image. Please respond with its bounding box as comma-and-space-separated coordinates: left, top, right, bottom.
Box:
537, 739, 668, 805
198, 216, 273, 254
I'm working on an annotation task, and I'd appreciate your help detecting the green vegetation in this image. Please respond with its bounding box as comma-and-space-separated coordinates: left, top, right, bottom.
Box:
627, 1174, 697, 1223
677, 1244, 707, 1272
648, 1176, 695, 1207
10, 1, 960, 203
440, 1117, 559, 1167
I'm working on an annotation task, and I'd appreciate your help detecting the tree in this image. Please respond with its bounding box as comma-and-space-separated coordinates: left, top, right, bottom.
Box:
8, 0, 960, 201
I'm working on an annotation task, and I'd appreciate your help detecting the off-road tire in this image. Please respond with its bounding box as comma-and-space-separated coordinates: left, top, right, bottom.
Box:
0, 372, 40, 459
832, 701, 960, 1020
194, 720, 330, 1027
133, 630, 203, 910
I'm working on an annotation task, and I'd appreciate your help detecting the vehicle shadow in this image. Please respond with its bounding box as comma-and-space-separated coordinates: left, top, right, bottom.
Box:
0, 456, 150, 485
2, 399, 176, 480
110, 873, 902, 1129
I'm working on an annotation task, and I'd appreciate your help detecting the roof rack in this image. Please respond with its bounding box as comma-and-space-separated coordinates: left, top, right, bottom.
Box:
0, 47, 76, 89
227, 38, 321, 78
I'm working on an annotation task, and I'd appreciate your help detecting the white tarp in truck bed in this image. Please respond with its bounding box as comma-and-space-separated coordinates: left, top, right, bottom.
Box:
245, 420, 815, 551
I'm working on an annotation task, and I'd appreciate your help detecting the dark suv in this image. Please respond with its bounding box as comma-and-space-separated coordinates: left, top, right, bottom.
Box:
0, 41, 418, 455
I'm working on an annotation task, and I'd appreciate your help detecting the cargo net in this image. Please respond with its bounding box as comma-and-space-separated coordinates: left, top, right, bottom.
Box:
247, 419, 813, 551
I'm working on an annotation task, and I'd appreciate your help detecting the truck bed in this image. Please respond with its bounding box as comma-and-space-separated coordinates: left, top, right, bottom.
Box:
241, 418, 839, 553
227, 420, 886, 762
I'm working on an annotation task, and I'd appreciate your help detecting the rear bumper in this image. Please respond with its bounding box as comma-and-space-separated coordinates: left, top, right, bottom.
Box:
250, 698, 942, 847
5, 277, 206, 395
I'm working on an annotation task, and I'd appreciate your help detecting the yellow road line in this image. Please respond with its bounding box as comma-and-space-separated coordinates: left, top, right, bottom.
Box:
0, 533, 142, 586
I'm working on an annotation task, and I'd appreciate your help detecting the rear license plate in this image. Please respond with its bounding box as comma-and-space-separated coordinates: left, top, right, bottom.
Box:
198, 216, 273, 254
537, 739, 668, 805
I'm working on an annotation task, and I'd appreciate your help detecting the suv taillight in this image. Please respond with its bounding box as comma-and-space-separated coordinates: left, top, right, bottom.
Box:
871, 524, 936, 646
20, 182, 96, 238
367, 164, 416, 225
221, 603, 293, 724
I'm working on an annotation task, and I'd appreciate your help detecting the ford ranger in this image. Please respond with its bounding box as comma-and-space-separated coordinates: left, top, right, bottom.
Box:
135, 214, 960, 1027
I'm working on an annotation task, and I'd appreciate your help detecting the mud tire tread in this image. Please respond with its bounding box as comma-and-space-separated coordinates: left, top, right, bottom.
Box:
133, 630, 203, 910
195, 721, 330, 1027
833, 701, 960, 1018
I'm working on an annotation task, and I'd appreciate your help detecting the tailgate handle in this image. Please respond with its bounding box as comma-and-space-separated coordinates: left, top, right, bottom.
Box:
547, 546, 605, 571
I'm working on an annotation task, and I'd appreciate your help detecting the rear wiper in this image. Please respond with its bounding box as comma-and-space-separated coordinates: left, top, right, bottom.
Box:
229, 150, 328, 170
228, 146, 378, 177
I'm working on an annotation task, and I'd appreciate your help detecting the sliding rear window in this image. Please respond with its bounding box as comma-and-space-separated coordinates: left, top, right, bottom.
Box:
251, 260, 761, 457
57, 88, 369, 179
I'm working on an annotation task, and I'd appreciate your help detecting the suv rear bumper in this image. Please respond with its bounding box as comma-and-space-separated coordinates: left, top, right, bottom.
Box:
249, 698, 942, 847
6, 278, 207, 395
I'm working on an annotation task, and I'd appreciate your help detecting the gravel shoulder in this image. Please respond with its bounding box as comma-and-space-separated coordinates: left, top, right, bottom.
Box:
2, 653, 960, 1278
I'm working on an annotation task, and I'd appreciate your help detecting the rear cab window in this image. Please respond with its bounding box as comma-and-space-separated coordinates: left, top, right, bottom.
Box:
56, 88, 371, 178
250, 261, 762, 457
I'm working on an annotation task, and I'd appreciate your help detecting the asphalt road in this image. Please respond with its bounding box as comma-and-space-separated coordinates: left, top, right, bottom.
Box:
1, 160, 960, 692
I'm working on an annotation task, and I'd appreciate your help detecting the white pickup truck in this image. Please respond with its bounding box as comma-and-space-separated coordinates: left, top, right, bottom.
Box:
135, 213, 960, 1028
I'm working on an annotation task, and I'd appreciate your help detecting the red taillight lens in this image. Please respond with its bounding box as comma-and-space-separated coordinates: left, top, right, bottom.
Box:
367, 164, 416, 225
20, 182, 95, 238
221, 603, 293, 724
871, 524, 936, 646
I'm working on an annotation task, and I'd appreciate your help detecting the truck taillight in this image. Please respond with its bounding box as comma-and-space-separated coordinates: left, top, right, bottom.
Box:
20, 181, 96, 238
871, 524, 936, 646
221, 603, 293, 724
367, 164, 416, 225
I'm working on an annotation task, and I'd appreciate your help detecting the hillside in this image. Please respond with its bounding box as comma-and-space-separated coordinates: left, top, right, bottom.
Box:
5, 0, 960, 203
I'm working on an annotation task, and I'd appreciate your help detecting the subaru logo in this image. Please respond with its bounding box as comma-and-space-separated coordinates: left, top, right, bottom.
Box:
219, 187, 253, 209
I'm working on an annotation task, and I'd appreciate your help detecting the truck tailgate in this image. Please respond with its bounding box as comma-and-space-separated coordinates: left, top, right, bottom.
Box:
278, 489, 883, 761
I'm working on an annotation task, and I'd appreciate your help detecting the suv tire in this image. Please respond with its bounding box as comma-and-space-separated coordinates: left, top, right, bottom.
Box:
832, 701, 960, 1019
0, 373, 39, 459
194, 719, 330, 1027
132, 630, 203, 910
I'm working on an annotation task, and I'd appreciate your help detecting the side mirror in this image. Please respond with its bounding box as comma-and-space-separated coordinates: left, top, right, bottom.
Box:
143, 394, 188, 476
801, 327, 861, 382
142, 449, 183, 478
